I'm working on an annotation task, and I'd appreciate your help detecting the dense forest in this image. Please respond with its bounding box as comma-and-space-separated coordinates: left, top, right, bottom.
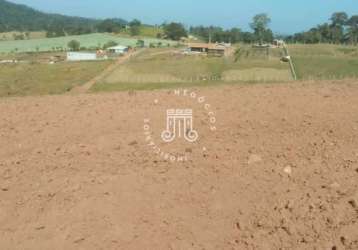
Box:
0, 0, 127, 37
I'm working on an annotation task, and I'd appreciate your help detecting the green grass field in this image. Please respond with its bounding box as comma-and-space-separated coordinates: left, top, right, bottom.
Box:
0, 60, 111, 97
1, 44, 357, 97
91, 46, 292, 92
288, 44, 358, 80
118, 25, 163, 38
0, 33, 177, 53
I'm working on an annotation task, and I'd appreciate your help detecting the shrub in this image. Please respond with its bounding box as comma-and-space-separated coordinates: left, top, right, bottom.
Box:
103, 40, 118, 49
67, 40, 81, 51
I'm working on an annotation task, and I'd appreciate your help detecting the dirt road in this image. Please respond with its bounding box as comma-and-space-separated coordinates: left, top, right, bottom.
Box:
70, 49, 144, 94
0, 82, 357, 249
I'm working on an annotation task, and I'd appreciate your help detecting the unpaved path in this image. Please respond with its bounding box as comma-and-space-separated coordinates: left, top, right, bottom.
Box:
70, 49, 144, 94
0, 82, 357, 249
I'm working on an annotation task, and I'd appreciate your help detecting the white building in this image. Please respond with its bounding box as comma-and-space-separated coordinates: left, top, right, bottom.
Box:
273, 39, 285, 48
106, 45, 128, 55
67, 52, 97, 61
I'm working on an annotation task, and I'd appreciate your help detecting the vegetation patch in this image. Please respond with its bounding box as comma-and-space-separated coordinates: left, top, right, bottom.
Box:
0, 61, 111, 97
0, 33, 177, 53
288, 44, 358, 80
92, 46, 292, 92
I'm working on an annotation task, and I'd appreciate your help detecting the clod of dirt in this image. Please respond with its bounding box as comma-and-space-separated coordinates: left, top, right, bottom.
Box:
348, 199, 357, 208
73, 238, 85, 244
329, 182, 340, 189
248, 154, 262, 165
1, 187, 9, 191
185, 148, 192, 153
128, 140, 138, 146
340, 236, 346, 245
283, 165, 293, 175
127, 90, 136, 96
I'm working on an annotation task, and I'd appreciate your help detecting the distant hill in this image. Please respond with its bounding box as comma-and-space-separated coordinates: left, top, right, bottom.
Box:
0, 0, 127, 36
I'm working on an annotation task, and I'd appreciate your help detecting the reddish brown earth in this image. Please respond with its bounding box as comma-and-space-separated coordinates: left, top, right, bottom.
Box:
0, 82, 357, 250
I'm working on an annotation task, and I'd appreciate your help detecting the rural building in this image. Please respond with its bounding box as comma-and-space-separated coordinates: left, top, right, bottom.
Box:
272, 39, 285, 48
187, 43, 231, 57
67, 52, 97, 61
106, 45, 129, 55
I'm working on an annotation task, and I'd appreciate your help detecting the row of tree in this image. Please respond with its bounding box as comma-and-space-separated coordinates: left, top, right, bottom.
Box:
286, 12, 358, 44
101, 14, 274, 43
189, 14, 273, 44
0, 0, 274, 43
2, 0, 356, 45
44, 12, 358, 45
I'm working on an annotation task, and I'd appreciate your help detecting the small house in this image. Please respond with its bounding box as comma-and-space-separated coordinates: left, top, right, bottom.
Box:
187, 43, 230, 57
188, 43, 210, 53
106, 45, 129, 55
67, 52, 97, 61
272, 39, 285, 48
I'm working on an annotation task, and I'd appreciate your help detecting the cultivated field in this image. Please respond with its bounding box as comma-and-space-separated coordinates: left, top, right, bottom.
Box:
0, 83, 357, 249
0, 33, 177, 53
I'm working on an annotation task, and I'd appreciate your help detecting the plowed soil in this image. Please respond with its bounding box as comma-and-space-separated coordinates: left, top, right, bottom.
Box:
0, 82, 357, 249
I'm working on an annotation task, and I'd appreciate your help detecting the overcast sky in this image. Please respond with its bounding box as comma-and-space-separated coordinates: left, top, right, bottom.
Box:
8, 0, 358, 34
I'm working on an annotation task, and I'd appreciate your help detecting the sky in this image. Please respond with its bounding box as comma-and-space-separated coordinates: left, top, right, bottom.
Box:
8, 0, 358, 34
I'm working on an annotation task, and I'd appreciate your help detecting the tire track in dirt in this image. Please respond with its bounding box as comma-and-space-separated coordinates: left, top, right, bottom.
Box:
69, 49, 145, 94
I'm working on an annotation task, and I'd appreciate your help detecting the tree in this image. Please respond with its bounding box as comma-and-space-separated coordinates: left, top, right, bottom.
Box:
229, 28, 241, 43
0, 22, 5, 33
347, 15, 358, 44
163, 22, 187, 40
290, 12, 357, 44
330, 12, 348, 27
262, 29, 274, 43
250, 13, 271, 44
129, 19, 141, 36
67, 40, 80, 51
46, 21, 66, 38
330, 12, 348, 44
103, 41, 118, 49
241, 32, 255, 43
13, 33, 25, 40
97, 19, 123, 33
136, 39, 145, 48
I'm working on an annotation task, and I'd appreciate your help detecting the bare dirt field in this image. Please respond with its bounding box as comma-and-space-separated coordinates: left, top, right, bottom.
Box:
0, 82, 357, 250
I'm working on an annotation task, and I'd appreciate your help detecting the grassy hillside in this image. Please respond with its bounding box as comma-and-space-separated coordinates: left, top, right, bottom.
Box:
118, 25, 163, 38
0, 31, 47, 41
0, 33, 177, 53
